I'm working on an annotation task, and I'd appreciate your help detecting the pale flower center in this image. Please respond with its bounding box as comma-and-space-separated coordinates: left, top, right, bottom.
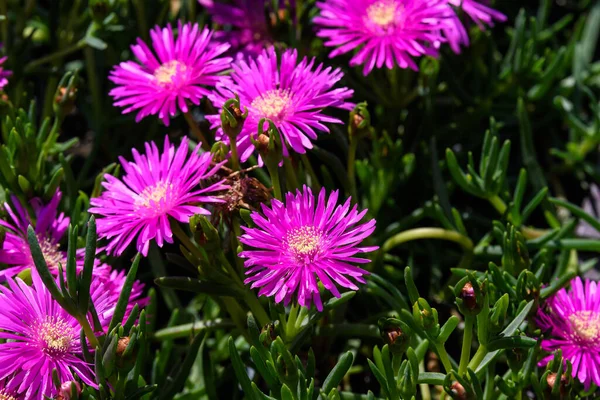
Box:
35, 316, 75, 357
366, 0, 399, 27
286, 226, 323, 262
569, 310, 600, 343
134, 180, 174, 217
154, 60, 187, 87
0, 390, 16, 400
251, 89, 291, 121
38, 237, 67, 272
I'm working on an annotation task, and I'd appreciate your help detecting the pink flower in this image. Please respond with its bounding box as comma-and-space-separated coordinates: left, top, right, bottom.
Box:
239, 186, 377, 311
89, 135, 228, 256
207, 48, 354, 162
0, 54, 11, 89
109, 22, 232, 125
449, 0, 506, 29
537, 277, 600, 389
314, 0, 466, 75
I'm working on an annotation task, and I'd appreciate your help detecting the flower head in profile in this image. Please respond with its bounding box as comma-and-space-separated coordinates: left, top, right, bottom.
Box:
207, 48, 353, 162
576, 184, 600, 239
449, 0, 506, 29
0, 191, 71, 281
0, 53, 11, 90
89, 135, 228, 256
199, 0, 289, 59
537, 277, 600, 389
0, 272, 109, 399
109, 22, 231, 125
314, 0, 465, 75
239, 186, 377, 311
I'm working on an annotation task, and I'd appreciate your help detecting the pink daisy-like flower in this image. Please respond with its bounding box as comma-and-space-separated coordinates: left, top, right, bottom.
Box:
239, 186, 377, 311
576, 184, 600, 239
94, 265, 148, 326
207, 48, 354, 162
199, 0, 288, 59
109, 22, 232, 125
89, 135, 228, 256
0, 271, 112, 399
537, 277, 600, 389
449, 0, 506, 29
0, 192, 72, 280
313, 0, 465, 75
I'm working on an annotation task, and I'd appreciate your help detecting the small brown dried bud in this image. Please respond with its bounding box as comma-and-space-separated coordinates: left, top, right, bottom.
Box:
450, 381, 467, 400
460, 282, 477, 310
55, 87, 78, 114
546, 372, 568, 395
352, 113, 365, 130
116, 336, 130, 357
257, 133, 270, 153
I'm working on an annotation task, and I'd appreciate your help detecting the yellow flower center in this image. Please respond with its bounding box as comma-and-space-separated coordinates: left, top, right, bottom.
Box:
36, 316, 75, 357
39, 237, 67, 272
251, 89, 291, 120
287, 226, 322, 259
0, 390, 16, 400
570, 310, 600, 342
154, 60, 187, 86
366, 0, 399, 27
135, 181, 170, 209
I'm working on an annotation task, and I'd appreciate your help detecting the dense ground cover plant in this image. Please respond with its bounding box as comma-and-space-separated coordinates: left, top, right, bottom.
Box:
0, 0, 600, 398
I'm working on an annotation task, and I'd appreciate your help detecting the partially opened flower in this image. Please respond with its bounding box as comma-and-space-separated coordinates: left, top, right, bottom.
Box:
0, 192, 71, 280
537, 277, 600, 389
207, 48, 353, 162
0, 272, 110, 399
199, 0, 286, 59
239, 186, 377, 311
109, 22, 232, 125
449, 0, 506, 29
576, 184, 600, 239
313, 0, 464, 75
89, 135, 228, 256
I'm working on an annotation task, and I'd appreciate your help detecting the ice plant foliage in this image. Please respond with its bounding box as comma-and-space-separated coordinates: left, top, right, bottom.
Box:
0, 192, 71, 280
537, 277, 600, 389
576, 184, 600, 239
0, 272, 108, 399
207, 48, 354, 162
239, 186, 377, 311
449, 0, 506, 28
199, 0, 279, 59
109, 22, 232, 125
314, 0, 467, 75
89, 135, 228, 256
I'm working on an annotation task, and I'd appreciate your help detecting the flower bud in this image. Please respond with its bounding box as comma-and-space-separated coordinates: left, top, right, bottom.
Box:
460, 282, 477, 310
260, 322, 277, 347
348, 102, 372, 139
116, 336, 130, 357
545, 372, 568, 397
455, 277, 485, 316
257, 133, 270, 154
450, 382, 467, 400
221, 96, 248, 139
378, 317, 411, 355
57, 381, 81, 400
210, 141, 229, 163
54, 86, 78, 116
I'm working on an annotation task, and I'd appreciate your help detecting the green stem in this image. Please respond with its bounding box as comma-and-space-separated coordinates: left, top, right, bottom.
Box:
24, 40, 87, 73
300, 153, 321, 190
153, 319, 234, 341
228, 135, 241, 171
458, 316, 475, 376
347, 138, 358, 199
382, 227, 474, 254
222, 297, 250, 339
285, 303, 300, 340
315, 323, 380, 339
419, 361, 432, 400
132, 0, 149, 41
78, 316, 100, 349
171, 221, 205, 260
488, 195, 507, 215
265, 161, 282, 200
434, 342, 453, 373
183, 110, 210, 150
283, 157, 299, 191
468, 345, 487, 371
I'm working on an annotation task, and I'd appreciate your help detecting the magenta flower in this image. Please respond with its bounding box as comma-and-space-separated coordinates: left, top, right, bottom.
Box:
0, 272, 110, 399
537, 277, 600, 389
0, 192, 71, 280
199, 0, 286, 59
207, 48, 354, 162
94, 265, 148, 325
109, 22, 232, 125
239, 186, 377, 311
449, 0, 506, 29
313, 0, 465, 75
89, 135, 228, 256
0, 54, 11, 89
576, 184, 600, 239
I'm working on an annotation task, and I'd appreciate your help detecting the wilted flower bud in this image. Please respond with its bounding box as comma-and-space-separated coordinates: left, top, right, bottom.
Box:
116, 336, 130, 357
211, 141, 229, 163
378, 317, 411, 355
545, 372, 568, 397
57, 381, 81, 400
257, 133, 270, 154
214, 176, 271, 225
